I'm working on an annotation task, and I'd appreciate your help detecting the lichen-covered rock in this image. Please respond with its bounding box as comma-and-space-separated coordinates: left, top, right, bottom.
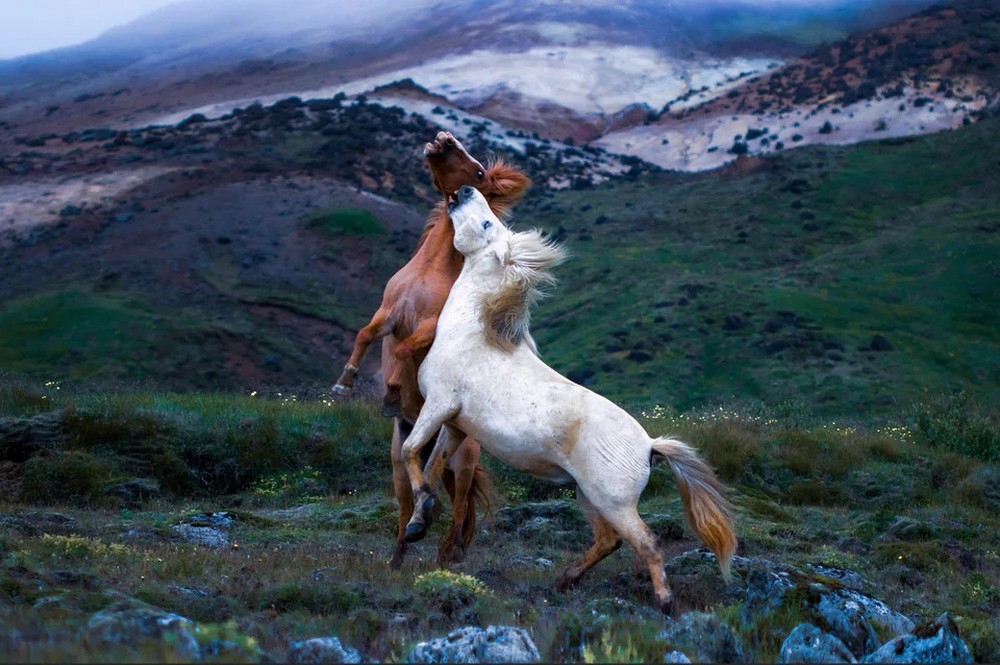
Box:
664, 650, 692, 663
663, 611, 750, 664
87, 604, 200, 661
288, 636, 361, 664
172, 523, 229, 548
862, 613, 973, 663
816, 589, 914, 657
548, 597, 665, 662
778, 623, 857, 663
408, 625, 540, 663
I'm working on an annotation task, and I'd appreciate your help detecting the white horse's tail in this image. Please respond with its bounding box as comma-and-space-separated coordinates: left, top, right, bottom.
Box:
651, 437, 737, 580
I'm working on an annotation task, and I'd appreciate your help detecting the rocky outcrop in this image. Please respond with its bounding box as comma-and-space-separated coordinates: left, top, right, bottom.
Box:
288, 636, 362, 664
663, 611, 750, 664
779, 623, 857, 663
862, 613, 973, 664
408, 625, 540, 663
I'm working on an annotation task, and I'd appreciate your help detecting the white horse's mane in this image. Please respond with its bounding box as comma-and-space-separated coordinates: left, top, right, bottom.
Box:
479, 229, 567, 350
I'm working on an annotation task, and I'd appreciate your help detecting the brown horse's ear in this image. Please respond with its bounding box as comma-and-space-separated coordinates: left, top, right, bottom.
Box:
483, 159, 531, 216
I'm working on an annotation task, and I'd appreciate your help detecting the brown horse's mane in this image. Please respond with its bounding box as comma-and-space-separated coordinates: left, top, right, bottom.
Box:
479, 229, 567, 351
416, 157, 530, 250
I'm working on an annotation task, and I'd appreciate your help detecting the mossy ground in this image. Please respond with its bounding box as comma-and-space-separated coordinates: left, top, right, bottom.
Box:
0, 379, 997, 662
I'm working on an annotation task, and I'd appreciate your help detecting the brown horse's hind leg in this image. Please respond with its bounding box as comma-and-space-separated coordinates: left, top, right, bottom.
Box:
390, 418, 414, 569
382, 316, 438, 416
334, 306, 391, 395
438, 435, 479, 565
556, 491, 622, 590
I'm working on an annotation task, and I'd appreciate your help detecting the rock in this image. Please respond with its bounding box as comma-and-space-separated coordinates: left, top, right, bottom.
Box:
742, 568, 796, 624
105, 478, 160, 506
491, 500, 588, 546
779, 624, 857, 663
185, 511, 235, 529
806, 564, 868, 591
862, 613, 972, 663
288, 636, 361, 664
868, 335, 893, 352
87, 604, 200, 661
881, 517, 936, 542
665, 650, 692, 663
723, 314, 747, 331
409, 625, 540, 663
663, 611, 749, 664
550, 597, 665, 662
172, 524, 229, 548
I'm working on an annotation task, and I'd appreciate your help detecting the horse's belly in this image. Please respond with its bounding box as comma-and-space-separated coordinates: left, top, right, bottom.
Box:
454, 408, 575, 485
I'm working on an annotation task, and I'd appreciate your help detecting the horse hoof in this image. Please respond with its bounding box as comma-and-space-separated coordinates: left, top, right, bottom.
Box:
332, 384, 352, 396
555, 573, 578, 592
660, 594, 679, 618
380, 401, 402, 418
404, 521, 427, 543
405, 492, 435, 543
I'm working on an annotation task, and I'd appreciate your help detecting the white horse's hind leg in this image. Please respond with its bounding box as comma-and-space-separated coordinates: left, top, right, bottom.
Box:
604, 505, 675, 614
556, 491, 622, 590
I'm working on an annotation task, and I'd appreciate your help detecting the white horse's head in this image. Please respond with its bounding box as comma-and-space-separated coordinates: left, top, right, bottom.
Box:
449, 185, 566, 349
449, 185, 510, 263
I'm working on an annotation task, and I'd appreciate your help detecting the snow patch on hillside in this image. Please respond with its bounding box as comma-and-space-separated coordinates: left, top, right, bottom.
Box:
596, 89, 984, 171
145, 45, 779, 127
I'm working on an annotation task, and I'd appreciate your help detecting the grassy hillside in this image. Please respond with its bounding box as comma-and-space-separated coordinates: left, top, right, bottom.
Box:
0, 100, 996, 417
521, 117, 999, 415
0, 378, 997, 661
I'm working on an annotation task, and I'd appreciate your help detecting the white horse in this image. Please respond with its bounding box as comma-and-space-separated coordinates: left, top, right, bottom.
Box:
401, 185, 737, 612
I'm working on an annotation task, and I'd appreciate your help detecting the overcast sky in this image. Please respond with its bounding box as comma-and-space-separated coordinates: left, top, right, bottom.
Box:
0, 0, 179, 59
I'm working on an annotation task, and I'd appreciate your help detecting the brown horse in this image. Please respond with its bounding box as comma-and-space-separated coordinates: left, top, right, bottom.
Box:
333, 132, 531, 566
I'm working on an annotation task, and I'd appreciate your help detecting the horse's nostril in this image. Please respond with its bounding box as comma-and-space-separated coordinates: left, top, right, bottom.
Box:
459, 185, 475, 200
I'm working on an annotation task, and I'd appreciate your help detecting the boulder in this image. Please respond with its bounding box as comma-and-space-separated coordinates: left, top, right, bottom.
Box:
663, 611, 749, 664
408, 625, 540, 663
779, 623, 856, 663
87, 604, 200, 661
664, 650, 692, 663
172, 524, 229, 548
816, 589, 915, 656
288, 636, 361, 664
862, 613, 973, 663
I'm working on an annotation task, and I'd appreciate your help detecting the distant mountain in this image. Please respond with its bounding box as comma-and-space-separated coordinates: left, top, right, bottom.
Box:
0, 0, 947, 164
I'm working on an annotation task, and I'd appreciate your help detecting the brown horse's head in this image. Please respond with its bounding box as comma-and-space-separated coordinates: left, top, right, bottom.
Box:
424, 131, 486, 198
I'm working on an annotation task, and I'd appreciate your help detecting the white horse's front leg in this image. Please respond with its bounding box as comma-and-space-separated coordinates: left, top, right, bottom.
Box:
400, 398, 459, 542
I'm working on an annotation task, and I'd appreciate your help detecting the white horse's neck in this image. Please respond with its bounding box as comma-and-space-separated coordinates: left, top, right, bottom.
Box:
438, 249, 503, 336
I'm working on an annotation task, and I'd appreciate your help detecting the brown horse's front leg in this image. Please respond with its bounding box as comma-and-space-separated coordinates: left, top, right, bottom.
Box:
382, 316, 437, 416
333, 306, 391, 395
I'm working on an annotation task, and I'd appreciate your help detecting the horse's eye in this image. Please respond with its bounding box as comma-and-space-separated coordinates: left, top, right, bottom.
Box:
482, 220, 492, 230
476, 170, 484, 179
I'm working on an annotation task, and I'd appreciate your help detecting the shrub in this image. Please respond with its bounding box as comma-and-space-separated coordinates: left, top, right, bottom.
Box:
413, 570, 490, 622
19, 451, 114, 504
913, 392, 999, 461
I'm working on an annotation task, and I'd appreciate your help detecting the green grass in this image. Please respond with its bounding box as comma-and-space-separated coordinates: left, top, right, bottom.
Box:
302, 207, 386, 238
521, 118, 1000, 415
0, 382, 998, 662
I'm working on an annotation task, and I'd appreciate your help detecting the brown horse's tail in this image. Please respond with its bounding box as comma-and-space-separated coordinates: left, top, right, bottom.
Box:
652, 436, 737, 580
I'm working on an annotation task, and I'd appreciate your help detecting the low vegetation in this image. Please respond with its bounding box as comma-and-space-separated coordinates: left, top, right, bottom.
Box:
0, 376, 996, 661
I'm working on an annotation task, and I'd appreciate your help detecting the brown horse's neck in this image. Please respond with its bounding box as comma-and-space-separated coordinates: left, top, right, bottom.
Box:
413, 202, 464, 276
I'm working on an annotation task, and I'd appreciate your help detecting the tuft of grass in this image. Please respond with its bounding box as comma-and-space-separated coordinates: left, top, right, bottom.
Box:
302, 206, 386, 237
